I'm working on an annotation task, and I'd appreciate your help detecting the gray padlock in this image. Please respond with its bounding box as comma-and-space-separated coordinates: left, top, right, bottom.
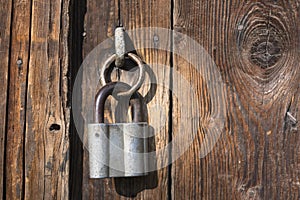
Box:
88, 82, 149, 178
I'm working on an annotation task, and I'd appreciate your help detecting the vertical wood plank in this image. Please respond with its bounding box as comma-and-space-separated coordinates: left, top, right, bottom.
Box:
6, 0, 32, 199
23, 0, 70, 199
82, 0, 171, 199
0, 0, 12, 198
117, 1, 171, 199
172, 0, 227, 198
172, 0, 300, 199
81, 1, 118, 199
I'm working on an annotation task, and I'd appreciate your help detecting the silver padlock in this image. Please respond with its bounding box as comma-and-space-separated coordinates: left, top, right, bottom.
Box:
88, 82, 149, 178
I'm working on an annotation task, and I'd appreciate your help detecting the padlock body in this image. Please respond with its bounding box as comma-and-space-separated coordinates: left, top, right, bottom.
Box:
88, 123, 150, 178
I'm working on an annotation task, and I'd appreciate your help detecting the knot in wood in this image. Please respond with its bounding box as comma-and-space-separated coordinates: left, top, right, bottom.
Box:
249, 32, 282, 68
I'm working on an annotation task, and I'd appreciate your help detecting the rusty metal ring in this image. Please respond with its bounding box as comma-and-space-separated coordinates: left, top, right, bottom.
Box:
100, 53, 145, 97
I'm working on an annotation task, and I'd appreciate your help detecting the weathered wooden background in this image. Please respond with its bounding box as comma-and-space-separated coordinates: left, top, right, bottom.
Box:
0, 0, 70, 199
0, 0, 299, 199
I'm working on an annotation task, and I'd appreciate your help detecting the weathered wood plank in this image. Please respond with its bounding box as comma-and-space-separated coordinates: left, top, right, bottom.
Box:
82, 0, 171, 199
81, 1, 119, 199
23, 0, 70, 199
0, 0, 12, 198
5, 0, 32, 199
117, 1, 171, 199
172, 0, 228, 198
172, 0, 300, 199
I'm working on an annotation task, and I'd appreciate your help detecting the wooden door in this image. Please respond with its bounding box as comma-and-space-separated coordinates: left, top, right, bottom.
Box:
1, 0, 299, 199
0, 0, 70, 199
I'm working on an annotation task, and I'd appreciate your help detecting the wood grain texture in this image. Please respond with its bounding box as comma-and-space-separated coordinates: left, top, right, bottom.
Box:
172, 0, 300, 199
24, 0, 70, 199
1, 0, 298, 199
0, 0, 12, 198
118, 1, 171, 198
6, 0, 32, 198
81, 2, 118, 199
81, 0, 171, 199
4, 0, 70, 199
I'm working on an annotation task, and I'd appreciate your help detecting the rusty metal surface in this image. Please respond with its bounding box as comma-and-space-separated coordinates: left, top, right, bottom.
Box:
100, 53, 145, 97
88, 123, 149, 178
88, 81, 150, 178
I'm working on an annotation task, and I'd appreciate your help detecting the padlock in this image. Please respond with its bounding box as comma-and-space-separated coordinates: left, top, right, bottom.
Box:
88, 82, 149, 178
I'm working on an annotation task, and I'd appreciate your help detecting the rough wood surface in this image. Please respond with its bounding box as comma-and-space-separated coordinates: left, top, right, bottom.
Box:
1, 0, 299, 199
81, 0, 171, 199
6, 0, 32, 198
3, 0, 70, 199
0, 1, 12, 199
81, 1, 119, 199
172, 0, 300, 199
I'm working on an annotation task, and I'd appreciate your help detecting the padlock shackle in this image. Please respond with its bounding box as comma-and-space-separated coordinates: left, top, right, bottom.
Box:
95, 82, 146, 123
